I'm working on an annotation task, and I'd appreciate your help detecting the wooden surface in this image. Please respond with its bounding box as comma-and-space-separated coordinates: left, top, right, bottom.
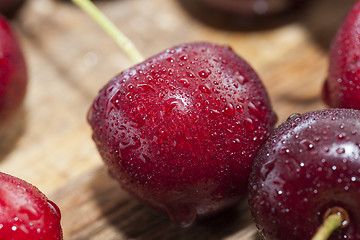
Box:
0, 0, 357, 239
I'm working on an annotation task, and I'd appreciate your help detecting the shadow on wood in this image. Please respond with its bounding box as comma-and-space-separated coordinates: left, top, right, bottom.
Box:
0, 108, 27, 162
54, 166, 257, 240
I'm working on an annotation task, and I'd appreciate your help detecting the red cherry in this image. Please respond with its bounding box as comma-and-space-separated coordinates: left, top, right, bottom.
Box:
0, 172, 63, 240
88, 42, 277, 227
322, 0, 360, 110
249, 108, 360, 239
0, 14, 27, 133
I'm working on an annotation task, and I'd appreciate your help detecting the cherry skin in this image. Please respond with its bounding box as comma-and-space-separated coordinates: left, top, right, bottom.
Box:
322, 0, 360, 110
0, 15, 27, 133
88, 42, 277, 227
249, 108, 360, 239
0, 0, 26, 18
0, 172, 63, 240
196, 0, 309, 16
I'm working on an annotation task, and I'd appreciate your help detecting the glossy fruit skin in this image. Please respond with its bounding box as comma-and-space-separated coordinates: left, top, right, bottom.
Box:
0, 15, 27, 132
88, 42, 277, 227
0, 172, 63, 240
196, 0, 309, 16
249, 108, 360, 240
322, 0, 360, 110
0, 0, 26, 18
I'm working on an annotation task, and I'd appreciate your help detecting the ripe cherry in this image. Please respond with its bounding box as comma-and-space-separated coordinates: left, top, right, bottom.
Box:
322, 0, 360, 110
88, 42, 277, 227
73, 0, 276, 227
0, 172, 63, 240
249, 108, 360, 239
0, 14, 27, 133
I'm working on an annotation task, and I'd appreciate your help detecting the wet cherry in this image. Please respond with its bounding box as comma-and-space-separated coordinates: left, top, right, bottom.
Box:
322, 0, 360, 110
0, 172, 63, 240
88, 42, 277, 227
249, 108, 360, 239
71, 0, 276, 227
0, 14, 27, 133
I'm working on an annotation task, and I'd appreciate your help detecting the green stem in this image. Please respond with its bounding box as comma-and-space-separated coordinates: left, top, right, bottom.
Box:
311, 214, 343, 240
71, 0, 145, 64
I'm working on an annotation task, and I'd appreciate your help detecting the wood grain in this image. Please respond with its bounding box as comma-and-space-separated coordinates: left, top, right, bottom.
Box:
0, 0, 357, 239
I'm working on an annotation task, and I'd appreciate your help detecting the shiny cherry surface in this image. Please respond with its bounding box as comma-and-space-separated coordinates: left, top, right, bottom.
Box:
249, 108, 360, 240
88, 42, 277, 227
0, 172, 63, 240
323, 0, 360, 110
0, 15, 27, 132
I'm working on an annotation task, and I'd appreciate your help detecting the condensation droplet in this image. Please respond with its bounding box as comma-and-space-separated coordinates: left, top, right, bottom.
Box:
336, 148, 345, 154
47, 200, 62, 218
198, 69, 212, 78
260, 159, 275, 180
300, 139, 315, 150
186, 72, 195, 78
179, 78, 190, 87
137, 83, 155, 92
180, 54, 188, 61
224, 103, 235, 117
339, 132, 348, 140
248, 102, 260, 117
236, 105, 244, 113
199, 85, 211, 94
244, 118, 254, 130
287, 113, 301, 121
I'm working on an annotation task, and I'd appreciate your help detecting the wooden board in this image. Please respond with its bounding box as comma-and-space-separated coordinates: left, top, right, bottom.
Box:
0, 0, 357, 239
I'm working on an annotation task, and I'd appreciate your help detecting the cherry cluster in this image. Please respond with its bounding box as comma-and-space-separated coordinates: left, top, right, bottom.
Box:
1, 0, 360, 239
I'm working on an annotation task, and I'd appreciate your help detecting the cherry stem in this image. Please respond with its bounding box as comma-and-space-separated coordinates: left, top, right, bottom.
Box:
71, 0, 145, 64
311, 213, 343, 240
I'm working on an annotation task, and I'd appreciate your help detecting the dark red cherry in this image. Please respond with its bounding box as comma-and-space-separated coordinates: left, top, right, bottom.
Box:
322, 0, 360, 110
249, 108, 360, 239
88, 42, 277, 227
0, 172, 63, 240
0, 14, 27, 133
